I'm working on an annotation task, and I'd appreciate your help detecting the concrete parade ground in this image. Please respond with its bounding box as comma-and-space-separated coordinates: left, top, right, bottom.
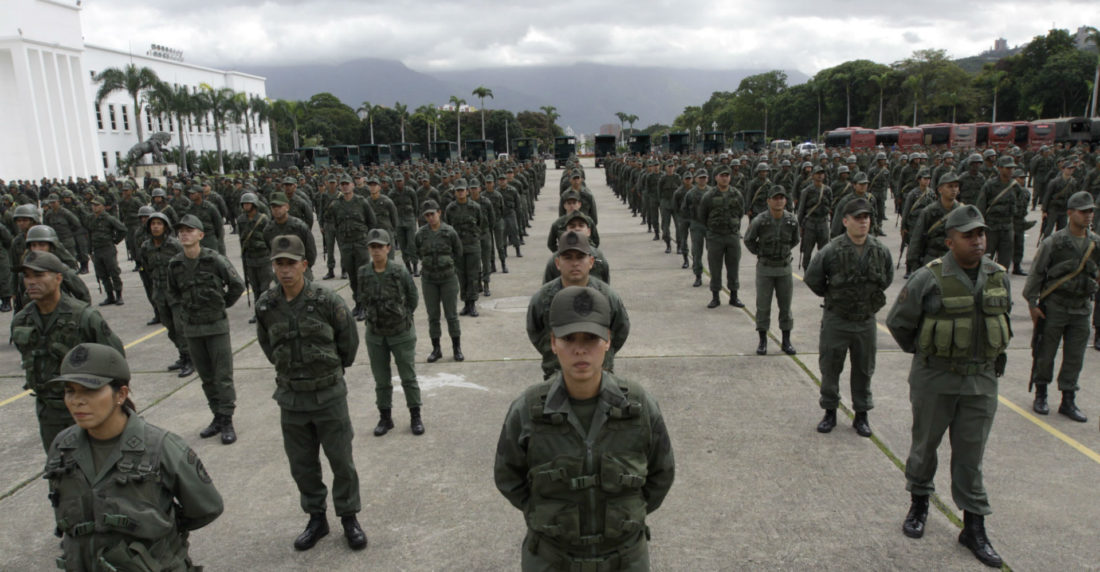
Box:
1, 158, 1098, 571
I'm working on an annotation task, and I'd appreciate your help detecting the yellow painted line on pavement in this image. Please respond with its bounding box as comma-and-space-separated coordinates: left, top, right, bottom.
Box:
997, 395, 1100, 465
0, 328, 167, 407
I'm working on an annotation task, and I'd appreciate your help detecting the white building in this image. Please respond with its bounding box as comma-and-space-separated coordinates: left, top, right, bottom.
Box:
0, 0, 269, 181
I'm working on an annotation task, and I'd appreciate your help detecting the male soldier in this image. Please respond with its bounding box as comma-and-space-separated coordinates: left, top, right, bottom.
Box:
10, 251, 124, 451
43, 193, 84, 273
499, 172, 524, 257
745, 186, 800, 355
468, 178, 496, 296
900, 169, 936, 277
744, 162, 773, 221
978, 155, 1020, 269
698, 166, 746, 307
166, 215, 246, 444
867, 152, 892, 230
1023, 191, 1099, 422
0, 209, 11, 312
357, 229, 424, 437
280, 176, 316, 230
527, 231, 629, 380
1041, 159, 1079, 238
19, 225, 89, 309
255, 235, 366, 551
560, 169, 598, 226
326, 182, 377, 317
237, 192, 273, 322
390, 174, 420, 276
317, 175, 340, 279
797, 166, 831, 270
265, 191, 318, 282
672, 169, 694, 267
443, 178, 484, 317
547, 190, 600, 254
886, 205, 1009, 568
908, 173, 962, 270
482, 173, 507, 273
830, 172, 878, 238
150, 188, 178, 225
682, 169, 711, 286
84, 197, 127, 306
497, 286, 674, 571
806, 198, 893, 437
416, 200, 464, 362
657, 161, 681, 252
957, 154, 987, 210
542, 212, 610, 285
1011, 168, 1034, 276
1030, 145, 1056, 210
366, 176, 398, 260
139, 211, 193, 377
117, 183, 144, 270
185, 186, 225, 254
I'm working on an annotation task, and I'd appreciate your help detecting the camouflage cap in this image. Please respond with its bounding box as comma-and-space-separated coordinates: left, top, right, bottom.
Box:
325, 174, 338, 183
982, 149, 997, 158
937, 172, 960, 186
844, 197, 873, 217
942, 151, 954, 159
366, 228, 391, 246
1067, 191, 1095, 211
996, 156, 1016, 169
780, 159, 791, 167
365, 175, 380, 185
769, 186, 788, 199
549, 286, 611, 341
453, 178, 468, 190
846, 155, 857, 163
563, 210, 593, 228
187, 185, 204, 195
557, 230, 592, 256
270, 235, 306, 261
695, 168, 710, 178
175, 214, 205, 231
281, 176, 297, 185
171, 182, 184, 191
713, 165, 731, 176
917, 168, 932, 179
561, 189, 581, 202
1012, 168, 1026, 178
730, 159, 741, 166
852, 172, 869, 184
421, 199, 440, 214
48, 343, 130, 389
812, 165, 825, 174
837, 166, 849, 174
46, 193, 59, 202
467, 177, 481, 188
90, 196, 104, 206
945, 205, 987, 232
570, 170, 583, 179
18, 250, 67, 273
269, 192, 289, 206
967, 153, 983, 164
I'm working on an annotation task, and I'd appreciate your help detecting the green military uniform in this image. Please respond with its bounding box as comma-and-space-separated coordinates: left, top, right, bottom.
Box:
907, 197, 961, 269
184, 188, 225, 254
886, 205, 1010, 527
317, 177, 341, 277
526, 277, 629, 380
85, 199, 127, 304
138, 214, 190, 371
497, 288, 673, 572
236, 194, 274, 299
796, 170, 832, 269
44, 343, 223, 571
698, 167, 745, 306
744, 190, 800, 347
1022, 191, 1099, 420
499, 177, 523, 255
357, 229, 423, 435
263, 194, 317, 282
0, 218, 13, 309
443, 179, 485, 311
805, 199, 893, 423
681, 173, 710, 283
657, 166, 681, 249
979, 164, 1020, 267
415, 200, 464, 360
325, 189, 377, 303
391, 177, 421, 273
468, 179, 496, 292
1011, 170, 1033, 274
743, 165, 773, 220
671, 172, 694, 265
255, 236, 363, 530
10, 251, 124, 451
43, 200, 83, 264
166, 215, 245, 440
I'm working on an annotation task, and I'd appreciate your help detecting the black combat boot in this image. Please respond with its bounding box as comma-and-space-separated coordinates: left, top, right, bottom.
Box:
178, 357, 194, 378
958, 511, 1003, 568
99, 289, 116, 306
490, 260, 497, 273
410, 407, 425, 435
728, 291, 745, 308
1012, 266, 1027, 276
816, 409, 836, 433
412, 261, 420, 277
652, 231, 660, 241
199, 416, 222, 439
114, 288, 123, 305
373, 408, 394, 436
853, 411, 872, 437
293, 513, 329, 551
482, 281, 491, 297
1094, 330, 1100, 351
692, 274, 702, 287
459, 301, 470, 316
0, 297, 11, 313
1058, 391, 1087, 422
468, 301, 479, 317
452, 337, 465, 362
341, 515, 368, 550
427, 338, 443, 363
706, 291, 721, 309
902, 494, 929, 538
219, 415, 237, 445
681, 254, 689, 269
664, 238, 671, 253
1032, 383, 1049, 415
756, 331, 768, 355
167, 354, 185, 371
146, 310, 161, 326
79, 260, 89, 274
781, 330, 797, 355
322, 269, 335, 280
514, 245, 522, 258
501, 260, 509, 274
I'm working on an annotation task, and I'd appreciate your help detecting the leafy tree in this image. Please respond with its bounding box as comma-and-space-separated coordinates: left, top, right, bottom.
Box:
195, 84, 237, 174
145, 81, 197, 172
357, 100, 380, 143
93, 64, 161, 144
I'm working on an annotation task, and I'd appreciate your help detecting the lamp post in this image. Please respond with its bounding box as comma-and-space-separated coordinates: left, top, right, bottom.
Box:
505, 121, 510, 155
695, 125, 701, 151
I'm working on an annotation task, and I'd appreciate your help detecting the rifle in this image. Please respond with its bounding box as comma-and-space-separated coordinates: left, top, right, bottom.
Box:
243, 270, 251, 309
896, 240, 907, 270
1028, 305, 1044, 392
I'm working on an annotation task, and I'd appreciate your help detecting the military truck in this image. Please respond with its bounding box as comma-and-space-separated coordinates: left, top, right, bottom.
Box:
328, 145, 360, 167
389, 142, 420, 165
432, 141, 459, 163
554, 135, 576, 168
513, 137, 539, 161
666, 132, 692, 154
594, 135, 616, 167
627, 134, 651, 155
296, 147, 330, 167
730, 130, 765, 152
701, 131, 725, 154
266, 152, 299, 171
463, 139, 495, 163
359, 144, 392, 167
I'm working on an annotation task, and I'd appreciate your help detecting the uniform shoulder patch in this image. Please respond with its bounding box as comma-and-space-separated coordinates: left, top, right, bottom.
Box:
896, 286, 909, 303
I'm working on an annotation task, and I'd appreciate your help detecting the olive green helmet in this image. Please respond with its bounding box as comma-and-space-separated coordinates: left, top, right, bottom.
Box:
151, 188, 167, 198
239, 192, 258, 205
27, 224, 59, 244
13, 204, 40, 223
145, 211, 172, 232
137, 205, 155, 217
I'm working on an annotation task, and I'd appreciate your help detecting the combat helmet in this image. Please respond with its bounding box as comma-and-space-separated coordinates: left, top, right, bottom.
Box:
26, 224, 60, 244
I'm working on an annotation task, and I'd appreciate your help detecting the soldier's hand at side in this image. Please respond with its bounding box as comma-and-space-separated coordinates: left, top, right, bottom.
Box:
1029, 305, 1045, 324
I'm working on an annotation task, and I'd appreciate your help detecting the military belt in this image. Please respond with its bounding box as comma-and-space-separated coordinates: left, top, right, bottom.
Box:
923, 356, 991, 376
759, 258, 790, 267
532, 531, 647, 572
279, 373, 338, 392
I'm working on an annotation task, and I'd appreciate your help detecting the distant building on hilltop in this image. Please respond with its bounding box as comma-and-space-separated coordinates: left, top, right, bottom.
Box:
993, 38, 1008, 53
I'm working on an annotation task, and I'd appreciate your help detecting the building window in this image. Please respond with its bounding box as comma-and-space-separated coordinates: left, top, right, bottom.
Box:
168, 116, 173, 132
108, 104, 117, 130
96, 105, 103, 130
157, 115, 164, 132
121, 105, 129, 131
147, 111, 153, 133
102, 152, 108, 169
115, 151, 121, 166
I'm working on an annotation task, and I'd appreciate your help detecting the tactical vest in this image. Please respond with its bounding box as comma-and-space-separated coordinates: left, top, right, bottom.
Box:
982, 180, 1016, 225
1042, 232, 1100, 307
920, 204, 957, 263
359, 266, 413, 337
704, 189, 743, 235
45, 421, 190, 571
445, 201, 482, 246
1046, 177, 1076, 212
417, 225, 457, 281
523, 380, 651, 553
258, 284, 343, 390
917, 260, 1010, 360
237, 214, 270, 263
167, 252, 228, 324
140, 238, 181, 299
11, 298, 96, 401
756, 213, 800, 265
88, 214, 124, 250
823, 237, 891, 321
801, 186, 830, 222
330, 196, 372, 239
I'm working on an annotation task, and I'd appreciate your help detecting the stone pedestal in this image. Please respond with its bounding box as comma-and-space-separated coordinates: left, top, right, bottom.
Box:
132, 163, 178, 186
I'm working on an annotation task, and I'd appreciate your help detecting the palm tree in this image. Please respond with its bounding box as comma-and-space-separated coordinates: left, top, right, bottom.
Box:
357, 101, 380, 143
541, 105, 559, 138
615, 111, 628, 146
625, 114, 638, 138
986, 69, 1008, 123
270, 99, 303, 152
249, 95, 270, 160
869, 73, 888, 128
472, 86, 494, 139
196, 84, 237, 174
93, 64, 161, 144
394, 102, 409, 143
413, 104, 435, 146
145, 81, 198, 172
229, 93, 267, 170
449, 95, 466, 152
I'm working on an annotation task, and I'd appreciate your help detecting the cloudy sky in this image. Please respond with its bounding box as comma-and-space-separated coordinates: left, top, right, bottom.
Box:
83, 0, 1096, 74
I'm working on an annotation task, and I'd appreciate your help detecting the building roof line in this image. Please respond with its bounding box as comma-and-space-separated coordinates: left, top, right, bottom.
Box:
84, 43, 266, 81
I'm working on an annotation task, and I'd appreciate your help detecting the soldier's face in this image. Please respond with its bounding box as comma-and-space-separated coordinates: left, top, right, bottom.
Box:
149, 219, 167, 237
555, 250, 594, 283
551, 331, 610, 386
696, 176, 708, 188
23, 269, 62, 300
28, 242, 51, 253
271, 204, 290, 221
1068, 208, 1094, 230
16, 218, 33, 232
177, 227, 202, 246
767, 195, 787, 212
368, 243, 391, 263
369, 183, 382, 197
242, 203, 255, 214
946, 228, 986, 266
273, 257, 307, 288
843, 212, 871, 239
340, 182, 355, 197
92, 204, 104, 214
563, 199, 580, 213
565, 221, 591, 237
939, 183, 959, 202
64, 382, 126, 432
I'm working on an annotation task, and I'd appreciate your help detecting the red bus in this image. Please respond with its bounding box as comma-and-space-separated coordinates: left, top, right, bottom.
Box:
973, 122, 991, 146
825, 127, 875, 149
1029, 121, 1055, 149
989, 122, 1029, 149
874, 127, 899, 147
918, 123, 977, 149
898, 128, 923, 149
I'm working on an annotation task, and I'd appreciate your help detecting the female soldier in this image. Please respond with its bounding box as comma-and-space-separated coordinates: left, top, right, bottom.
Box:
44, 343, 224, 571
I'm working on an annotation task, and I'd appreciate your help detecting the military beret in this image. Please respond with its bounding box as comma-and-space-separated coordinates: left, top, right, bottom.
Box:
270, 235, 306, 261
844, 198, 873, 217
937, 172, 960, 186
945, 205, 987, 232
1068, 191, 1095, 211
18, 250, 67, 273
175, 214, 205, 231
48, 343, 130, 389
268, 192, 289, 206
549, 286, 611, 341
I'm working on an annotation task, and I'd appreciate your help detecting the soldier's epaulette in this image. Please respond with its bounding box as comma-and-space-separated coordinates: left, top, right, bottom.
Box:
924, 258, 943, 269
